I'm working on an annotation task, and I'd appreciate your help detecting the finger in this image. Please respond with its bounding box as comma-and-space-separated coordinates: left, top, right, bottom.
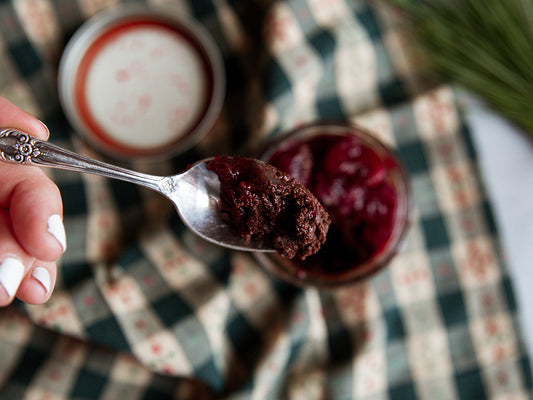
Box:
0, 209, 35, 306
16, 260, 56, 304
7, 165, 66, 261
0, 97, 49, 139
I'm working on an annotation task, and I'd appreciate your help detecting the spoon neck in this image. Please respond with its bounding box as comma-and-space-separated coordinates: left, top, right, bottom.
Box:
0, 129, 165, 192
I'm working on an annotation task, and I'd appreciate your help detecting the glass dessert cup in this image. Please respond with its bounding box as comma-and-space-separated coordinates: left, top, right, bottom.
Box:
254, 122, 411, 288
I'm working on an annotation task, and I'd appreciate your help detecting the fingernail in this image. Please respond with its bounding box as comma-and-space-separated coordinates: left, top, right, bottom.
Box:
32, 267, 51, 294
0, 257, 25, 298
38, 120, 50, 136
48, 214, 66, 252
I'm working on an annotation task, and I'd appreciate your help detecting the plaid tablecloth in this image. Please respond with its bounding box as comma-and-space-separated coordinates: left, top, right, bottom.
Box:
0, 0, 532, 399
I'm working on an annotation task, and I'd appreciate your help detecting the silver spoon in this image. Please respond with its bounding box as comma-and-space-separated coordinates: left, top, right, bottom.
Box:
0, 129, 275, 253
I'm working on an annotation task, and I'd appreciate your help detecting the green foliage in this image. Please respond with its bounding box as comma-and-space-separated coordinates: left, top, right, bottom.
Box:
389, 0, 533, 134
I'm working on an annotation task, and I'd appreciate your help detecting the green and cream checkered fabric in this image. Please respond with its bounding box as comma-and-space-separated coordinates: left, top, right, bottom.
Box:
0, 0, 531, 398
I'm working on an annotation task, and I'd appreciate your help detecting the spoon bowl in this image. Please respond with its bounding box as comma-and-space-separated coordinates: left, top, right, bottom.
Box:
0, 129, 275, 252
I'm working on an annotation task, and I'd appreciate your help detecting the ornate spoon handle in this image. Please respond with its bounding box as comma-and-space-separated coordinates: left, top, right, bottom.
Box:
0, 129, 164, 192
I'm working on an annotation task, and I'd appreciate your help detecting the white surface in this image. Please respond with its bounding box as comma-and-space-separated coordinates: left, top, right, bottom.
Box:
466, 102, 533, 357
86, 25, 207, 148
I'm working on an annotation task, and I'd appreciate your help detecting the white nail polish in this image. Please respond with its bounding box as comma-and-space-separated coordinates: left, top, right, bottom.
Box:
48, 214, 67, 252
0, 257, 25, 298
32, 267, 51, 294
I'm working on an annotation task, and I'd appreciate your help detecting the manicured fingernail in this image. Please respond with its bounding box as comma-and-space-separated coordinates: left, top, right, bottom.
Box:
0, 257, 25, 298
32, 267, 51, 294
38, 120, 50, 136
48, 214, 66, 252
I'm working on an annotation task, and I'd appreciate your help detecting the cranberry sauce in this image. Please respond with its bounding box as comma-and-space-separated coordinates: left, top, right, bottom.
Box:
206, 156, 330, 260
266, 133, 402, 277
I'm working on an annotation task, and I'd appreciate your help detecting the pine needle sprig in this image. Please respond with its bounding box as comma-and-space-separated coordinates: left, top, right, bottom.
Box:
388, 0, 533, 135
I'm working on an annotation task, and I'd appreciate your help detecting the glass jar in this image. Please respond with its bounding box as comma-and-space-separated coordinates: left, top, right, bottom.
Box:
254, 121, 411, 288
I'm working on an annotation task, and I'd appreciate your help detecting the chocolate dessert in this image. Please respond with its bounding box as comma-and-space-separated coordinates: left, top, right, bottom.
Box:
206, 156, 330, 259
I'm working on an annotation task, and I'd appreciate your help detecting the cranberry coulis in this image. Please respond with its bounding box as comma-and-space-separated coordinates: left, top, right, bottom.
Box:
266, 133, 401, 277
206, 156, 330, 260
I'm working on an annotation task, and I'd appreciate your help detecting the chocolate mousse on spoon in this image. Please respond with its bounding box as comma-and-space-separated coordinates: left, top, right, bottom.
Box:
206, 156, 330, 259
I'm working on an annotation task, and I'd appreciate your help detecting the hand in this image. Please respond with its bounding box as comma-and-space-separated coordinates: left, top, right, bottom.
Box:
0, 96, 65, 306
